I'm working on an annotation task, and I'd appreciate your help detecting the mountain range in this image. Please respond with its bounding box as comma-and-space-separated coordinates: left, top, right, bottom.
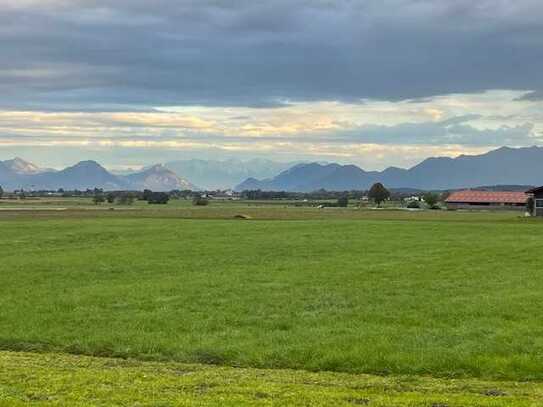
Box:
0, 159, 195, 191
164, 158, 298, 190
235, 146, 543, 192
2, 146, 543, 192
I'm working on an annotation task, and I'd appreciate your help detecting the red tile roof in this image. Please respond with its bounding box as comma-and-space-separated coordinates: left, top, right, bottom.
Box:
446, 190, 528, 204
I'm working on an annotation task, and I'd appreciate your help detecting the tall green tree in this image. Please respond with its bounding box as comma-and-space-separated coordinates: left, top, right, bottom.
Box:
527, 197, 535, 215
423, 192, 440, 209
368, 183, 390, 207
0, 185, 3, 199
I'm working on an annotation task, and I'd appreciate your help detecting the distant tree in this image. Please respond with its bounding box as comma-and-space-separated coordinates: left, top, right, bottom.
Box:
142, 189, 153, 201
527, 197, 535, 215
117, 193, 134, 205
0, 185, 3, 199
93, 193, 105, 205
147, 192, 169, 204
106, 193, 116, 204
423, 192, 440, 209
337, 195, 349, 207
368, 183, 390, 207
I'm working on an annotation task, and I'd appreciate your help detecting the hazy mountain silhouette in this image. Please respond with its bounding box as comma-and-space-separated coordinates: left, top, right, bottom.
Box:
164, 158, 299, 190
2, 147, 543, 192
236, 146, 543, 191
29, 161, 128, 190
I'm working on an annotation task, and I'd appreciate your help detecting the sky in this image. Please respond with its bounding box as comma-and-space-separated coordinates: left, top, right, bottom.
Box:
1, 0, 543, 170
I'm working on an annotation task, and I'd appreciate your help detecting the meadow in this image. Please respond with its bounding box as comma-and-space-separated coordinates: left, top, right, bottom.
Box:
1, 200, 543, 404
2, 351, 542, 406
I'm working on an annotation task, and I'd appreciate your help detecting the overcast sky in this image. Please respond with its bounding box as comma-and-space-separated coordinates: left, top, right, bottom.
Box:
1, 0, 543, 170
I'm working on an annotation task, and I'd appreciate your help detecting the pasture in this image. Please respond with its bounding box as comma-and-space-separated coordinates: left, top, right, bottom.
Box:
2, 351, 542, 406
1, 203, 542, 404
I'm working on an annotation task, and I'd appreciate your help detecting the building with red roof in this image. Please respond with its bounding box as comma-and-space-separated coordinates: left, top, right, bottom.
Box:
445, 190, 528, 211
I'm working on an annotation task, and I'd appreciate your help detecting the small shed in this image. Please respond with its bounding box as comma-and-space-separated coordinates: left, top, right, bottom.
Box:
526, 187, 543, 217
445, 190, 528, 211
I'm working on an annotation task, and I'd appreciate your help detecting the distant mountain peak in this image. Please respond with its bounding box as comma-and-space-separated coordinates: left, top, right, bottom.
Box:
126, 164, 197, 191
11, 157, 30, 164
145, 164, 166, 172
74, 160, 103, 168
2, 157, 45, 175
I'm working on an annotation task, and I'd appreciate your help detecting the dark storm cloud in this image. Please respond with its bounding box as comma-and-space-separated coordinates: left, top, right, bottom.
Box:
1, 0, 543, 110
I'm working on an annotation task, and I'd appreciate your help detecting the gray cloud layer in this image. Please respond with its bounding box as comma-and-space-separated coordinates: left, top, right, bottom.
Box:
2, 0, 543, 110
337, 120, 536, 147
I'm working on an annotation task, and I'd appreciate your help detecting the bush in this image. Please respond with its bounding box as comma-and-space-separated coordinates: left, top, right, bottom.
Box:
93, 194, 105, 205
192, 196, 209, 206
337, 196, 349, 207
147, 192, 170, 204
142, 189, 153, 201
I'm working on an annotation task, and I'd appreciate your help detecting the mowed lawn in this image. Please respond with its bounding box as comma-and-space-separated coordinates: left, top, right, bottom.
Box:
1, 215, 543, 381
3, 351, 543, 406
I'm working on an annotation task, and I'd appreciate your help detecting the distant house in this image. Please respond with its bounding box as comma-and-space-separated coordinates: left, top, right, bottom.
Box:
526, 187, 543, 216
445, 190, 528, 211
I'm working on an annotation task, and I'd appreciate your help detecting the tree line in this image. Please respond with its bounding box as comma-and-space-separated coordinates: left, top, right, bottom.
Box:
240, 183, 449, 209
240, 183, 394, 206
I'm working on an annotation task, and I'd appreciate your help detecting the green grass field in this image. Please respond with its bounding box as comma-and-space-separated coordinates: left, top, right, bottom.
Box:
1, 203, 542, 404
2, 351, 541, 406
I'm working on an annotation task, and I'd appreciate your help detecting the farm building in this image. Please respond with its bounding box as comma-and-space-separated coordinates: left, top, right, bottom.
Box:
526, 187, 543, 216
445, 190, 528, 211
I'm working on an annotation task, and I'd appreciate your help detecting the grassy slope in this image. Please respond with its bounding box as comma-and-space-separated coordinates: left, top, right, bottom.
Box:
1, 215, 543, 381
1, 351, 542, 406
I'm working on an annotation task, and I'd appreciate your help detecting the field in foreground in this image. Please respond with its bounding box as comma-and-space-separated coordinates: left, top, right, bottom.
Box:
2, 351, 542, 406
1, 210, 543, 383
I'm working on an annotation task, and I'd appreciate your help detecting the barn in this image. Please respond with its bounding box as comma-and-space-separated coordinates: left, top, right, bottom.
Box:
445, 190, 528, 211
526, 187, 543, 217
